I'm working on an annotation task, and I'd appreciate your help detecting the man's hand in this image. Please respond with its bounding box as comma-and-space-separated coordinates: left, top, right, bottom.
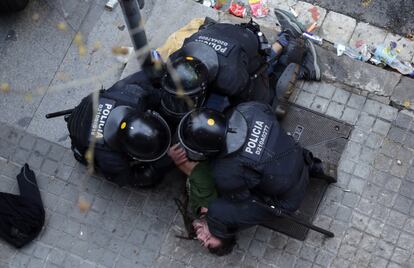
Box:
168, 144, 199, 176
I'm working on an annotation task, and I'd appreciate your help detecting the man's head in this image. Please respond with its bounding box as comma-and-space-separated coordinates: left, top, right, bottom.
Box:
177, 107, 248, 161
193, 218, 236, 256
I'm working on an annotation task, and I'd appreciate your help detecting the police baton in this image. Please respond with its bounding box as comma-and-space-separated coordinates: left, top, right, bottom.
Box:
45, 109, 74, 119
252, 199, 334, 238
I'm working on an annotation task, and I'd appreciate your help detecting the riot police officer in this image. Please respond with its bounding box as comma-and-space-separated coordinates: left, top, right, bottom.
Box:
169, 101, 327, 255
160, 10, 320, 121
65, 71, 172, 187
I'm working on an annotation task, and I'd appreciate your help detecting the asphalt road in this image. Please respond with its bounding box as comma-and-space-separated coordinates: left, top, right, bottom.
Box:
304, 0, 414, 37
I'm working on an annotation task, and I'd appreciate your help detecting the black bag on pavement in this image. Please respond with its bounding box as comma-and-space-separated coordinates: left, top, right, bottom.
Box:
0, 163, 45, 248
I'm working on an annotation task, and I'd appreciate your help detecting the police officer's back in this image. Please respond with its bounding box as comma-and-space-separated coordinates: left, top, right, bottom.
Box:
66, 71, 172, 187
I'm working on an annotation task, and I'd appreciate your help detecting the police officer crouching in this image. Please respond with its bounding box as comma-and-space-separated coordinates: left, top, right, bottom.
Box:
66, 72, 173, 188
169, 101, 327, 255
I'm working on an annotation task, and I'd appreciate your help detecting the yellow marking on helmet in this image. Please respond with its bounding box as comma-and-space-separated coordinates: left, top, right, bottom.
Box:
207, 118, 215, 126
120, 122, 127, 129
186, 56, 194, 61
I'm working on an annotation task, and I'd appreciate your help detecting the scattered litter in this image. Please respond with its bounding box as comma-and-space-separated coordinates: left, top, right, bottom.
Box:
303, 32, 323, 45
372, 42, 414, 77
118, 24, 126, 31
105, 0, 118, 11
249, 0, 269, 18
335, 43, 371, 62
343, 189, 351, 192
397, 159, 402, 165
308, 6, 320, 21
289, 6, 298, 18
202, 0, 215, 7
229, 1, 247, 18
80, 231, 84, 236
403, 100, 411, 108
306, 22, 318, 33
215, 0, 228, 9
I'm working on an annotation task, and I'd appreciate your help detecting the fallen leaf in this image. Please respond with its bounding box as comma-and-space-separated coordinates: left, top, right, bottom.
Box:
57, 22, 67, 31
24, 92, 33, 102
32, 13, 40, 22
361, 0, 372, 7
112, 46, 130, 55
74, 33, 83, 46
78, 196, 91, 213
92, 41, 101, 53
406, 33, 414, 41
403, 99, 411, 108
79, 45, 87, 56
0, 83, 10, 93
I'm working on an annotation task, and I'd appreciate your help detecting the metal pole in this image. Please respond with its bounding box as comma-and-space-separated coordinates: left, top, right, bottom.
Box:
118, 0, 151, 67
252, 200, 334, 238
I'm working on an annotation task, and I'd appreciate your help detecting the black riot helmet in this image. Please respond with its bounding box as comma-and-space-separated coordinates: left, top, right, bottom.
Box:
104, 106, 171, 162
178, 108, 248, 161
161, 56, 209, 123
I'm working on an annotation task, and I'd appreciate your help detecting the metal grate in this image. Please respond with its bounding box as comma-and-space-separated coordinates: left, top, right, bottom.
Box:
263, 103, 353, 240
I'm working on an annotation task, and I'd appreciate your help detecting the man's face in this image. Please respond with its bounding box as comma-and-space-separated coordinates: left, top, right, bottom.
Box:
193, 218, 223, 249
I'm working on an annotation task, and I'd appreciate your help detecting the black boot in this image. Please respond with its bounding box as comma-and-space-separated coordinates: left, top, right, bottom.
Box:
272, 63, 300, 120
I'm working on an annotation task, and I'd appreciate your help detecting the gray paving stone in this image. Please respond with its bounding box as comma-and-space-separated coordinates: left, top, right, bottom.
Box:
347, 94, 366, 110
248, 239, 267, 259
316, 82, 336, 99
320, 11, 356, 44
393, 195, 413, 214
296, 90, 315, 108
388, 126, 407, 143
277, 252, 297, 268
378, 104, 398, 122
316, 46, 401, 96
366, 218, 385, 237
284, 238, 303, 255
341, 107, 359, 124
381, 225, 401, 244
372, 119, 391, 136
348, 176, 366, 195
399, 181, 414, 198
294, 258, 313, 268
369, 256, 389, 268
352, 249, 371, 268
332, 89, 351, 105
387, 210, 408, 228
34, 139, 50, 157
12, 148, 31, 165
372, 205, 390, 223
356, 113, 376, 130
359, 234, 378, 253
325, 101, 345, 120
365, 132, 384, 149
377, 189, 397, 208
19, 134, 36, 150
349, 22, 388, 49
391, 247, 410, 264
391, 77, 414, 111
335, 206, 352, 222
396, 232, 414, 250
363, 99, 382, 116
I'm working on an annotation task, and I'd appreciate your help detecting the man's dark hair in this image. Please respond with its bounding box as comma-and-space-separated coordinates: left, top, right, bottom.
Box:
208, 236, 237, 256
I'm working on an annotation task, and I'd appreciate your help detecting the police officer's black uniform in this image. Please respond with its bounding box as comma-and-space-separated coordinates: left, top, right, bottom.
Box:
178, 101, 312, 239
169, 21, 273, 107
67, 71, 172, 187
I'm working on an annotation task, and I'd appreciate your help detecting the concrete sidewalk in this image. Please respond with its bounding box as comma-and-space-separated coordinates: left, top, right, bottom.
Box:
0, 0, 414, 267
